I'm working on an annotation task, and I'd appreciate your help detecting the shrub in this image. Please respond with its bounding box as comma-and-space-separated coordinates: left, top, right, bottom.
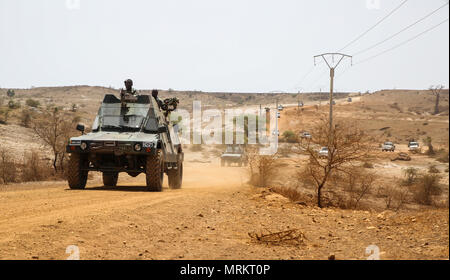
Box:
428, 165, 440, 174
0, 148, 18, 184
21, 151, 53, 182
20, 110, 32, 128
282, 130, 297, 143
413, 174, 441, 205
0, 107, 10, 124
402, 167, 418, 186
247, 148, 279, 188
8, 100, 20, 109
26, 99, 40, 108
382, 186, 409, 211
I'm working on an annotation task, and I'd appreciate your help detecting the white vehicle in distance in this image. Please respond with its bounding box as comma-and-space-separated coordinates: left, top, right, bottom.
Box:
318, 147, 329, 158
277, 105, 284, 111
381, 141, 395, 152
300, 131, 312, 139
408, 141, 420, 152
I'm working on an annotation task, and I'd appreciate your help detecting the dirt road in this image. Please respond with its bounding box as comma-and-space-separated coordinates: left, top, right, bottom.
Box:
0, 161, 448, 260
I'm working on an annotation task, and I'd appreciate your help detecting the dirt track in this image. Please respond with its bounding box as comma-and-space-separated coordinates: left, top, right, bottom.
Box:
0, 160, 448, 260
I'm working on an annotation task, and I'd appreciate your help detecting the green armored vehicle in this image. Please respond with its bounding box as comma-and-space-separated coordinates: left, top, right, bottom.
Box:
220, 145, 247, 167
66, 90, 183, 191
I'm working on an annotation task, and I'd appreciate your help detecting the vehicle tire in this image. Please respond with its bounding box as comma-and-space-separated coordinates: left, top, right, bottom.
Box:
168, 162, 183, 189
103, 172, 118, 187
146, 150, 164, 192
67, 153, 88, 190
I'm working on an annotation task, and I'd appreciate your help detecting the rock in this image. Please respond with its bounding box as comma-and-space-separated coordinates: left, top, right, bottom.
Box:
198, 213, 204, 218
265, 193, 290, 203
328, 255, 336, 260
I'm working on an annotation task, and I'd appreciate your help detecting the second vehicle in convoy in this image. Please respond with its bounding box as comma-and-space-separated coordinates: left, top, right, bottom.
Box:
221, 145, 247, 167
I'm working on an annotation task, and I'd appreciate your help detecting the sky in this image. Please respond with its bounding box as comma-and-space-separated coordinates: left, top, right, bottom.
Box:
0, 0, 449, 93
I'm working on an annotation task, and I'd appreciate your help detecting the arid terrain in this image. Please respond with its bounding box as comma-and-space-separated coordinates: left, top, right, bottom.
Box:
0, 87, 448, 260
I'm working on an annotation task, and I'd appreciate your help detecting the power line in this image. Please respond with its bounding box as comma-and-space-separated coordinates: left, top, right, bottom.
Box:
355, 18, 449, 65
291, 65, 315, 90
339, 0, 409, 52
353, 2, 449, 56
334, 17, 449, 81
291, 60, 327, 90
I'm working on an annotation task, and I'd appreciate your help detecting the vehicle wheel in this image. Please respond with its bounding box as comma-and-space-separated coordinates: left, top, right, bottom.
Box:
103, 172, 118, 187
168, 162, 183, 189
146, 150, 164, 192
67, 153, 88, 190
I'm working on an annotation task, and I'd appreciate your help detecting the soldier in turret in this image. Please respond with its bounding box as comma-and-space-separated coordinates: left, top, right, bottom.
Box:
120, 79, 138, 104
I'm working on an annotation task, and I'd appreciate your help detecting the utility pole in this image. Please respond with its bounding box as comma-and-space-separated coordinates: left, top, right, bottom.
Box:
314, 53, 352, 134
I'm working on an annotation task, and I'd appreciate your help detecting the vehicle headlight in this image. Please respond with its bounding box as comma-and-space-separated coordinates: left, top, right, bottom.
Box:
70, 140, 81, 146
80, 142, 88, 151
134, 143, 142, 151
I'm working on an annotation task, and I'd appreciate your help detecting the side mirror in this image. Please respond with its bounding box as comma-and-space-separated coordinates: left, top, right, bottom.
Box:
76, 124, 85, 134
158, 125, 168, 133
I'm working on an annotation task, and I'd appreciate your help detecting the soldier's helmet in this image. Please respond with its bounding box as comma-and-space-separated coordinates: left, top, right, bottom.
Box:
124, 79, 133, 90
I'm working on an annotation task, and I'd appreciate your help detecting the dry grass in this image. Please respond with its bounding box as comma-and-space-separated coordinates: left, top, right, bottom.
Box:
0, 149, 60, 186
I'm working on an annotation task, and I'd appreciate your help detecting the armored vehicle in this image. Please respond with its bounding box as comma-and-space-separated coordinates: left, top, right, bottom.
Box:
220, 145, 247, 167
66, 93, 183, 191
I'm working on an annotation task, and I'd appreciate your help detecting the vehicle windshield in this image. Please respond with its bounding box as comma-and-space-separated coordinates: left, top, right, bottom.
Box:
385, 142, 393, 145
98, 103, 151, 132
410, 142, 419, 146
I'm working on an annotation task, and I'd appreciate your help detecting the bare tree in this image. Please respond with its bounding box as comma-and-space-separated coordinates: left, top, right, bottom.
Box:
429, 85, 444, 115
32, 107, 77, 173
297, 117, 371, 208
